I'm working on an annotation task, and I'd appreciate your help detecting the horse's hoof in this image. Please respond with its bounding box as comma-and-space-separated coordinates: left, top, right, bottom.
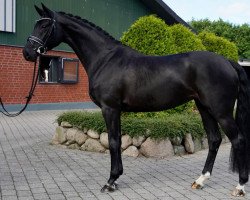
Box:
191, 182, 203, 189
101, 182, 118, 193
231, 188, 246, 197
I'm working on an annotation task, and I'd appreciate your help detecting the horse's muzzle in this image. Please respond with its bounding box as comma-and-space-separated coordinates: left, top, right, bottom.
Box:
23, 46, 38, 62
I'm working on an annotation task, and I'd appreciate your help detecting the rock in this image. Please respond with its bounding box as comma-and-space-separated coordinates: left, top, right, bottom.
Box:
81, 127, 88, 134
121, 135, 132, 150
173, 145, 186, 155
122, 146, 139, 157
170, 137, 183, 146
201, 137, 209, 149
184, 133, 194, 154
66, 128, 78, 142
140, 138, 174, 158
100, 132, 109, 148
132, 136, 146, 147
87, 129, 100, 139
65, 140, 75, 146
145, 129, 151, 137
194, 139, 202, 152
81, 138, 105, 153
75, 130, 88, 146
61, 121, 73, 128
68, 143, 80, 150
52, 126, 67, 144
51, 134, 60, 145
105, 149, 110, 154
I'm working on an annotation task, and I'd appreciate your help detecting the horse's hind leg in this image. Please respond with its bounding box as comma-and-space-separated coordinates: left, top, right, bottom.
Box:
192, 101, 222, 189
217, 117, 248, 196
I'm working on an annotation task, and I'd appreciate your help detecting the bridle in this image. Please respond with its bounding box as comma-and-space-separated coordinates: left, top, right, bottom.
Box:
0, 17, 56, 117
28, 17, 56, 54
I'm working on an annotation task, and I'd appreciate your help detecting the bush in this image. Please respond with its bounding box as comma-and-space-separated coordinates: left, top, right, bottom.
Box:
198, 31, 239, 61
121, 15, 206, 56
121, 15, 176, 56
190, 19, 250, 59
57, 111, 204, 139
170, 24, 205, 53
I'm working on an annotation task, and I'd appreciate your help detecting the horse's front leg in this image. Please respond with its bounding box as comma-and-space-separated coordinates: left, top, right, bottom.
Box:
101, 107, 122, 192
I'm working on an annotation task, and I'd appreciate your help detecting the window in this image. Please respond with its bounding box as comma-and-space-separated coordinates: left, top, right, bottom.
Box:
39, 55, 79, 84
0, 0, 16, 32
61, 58, 79, 83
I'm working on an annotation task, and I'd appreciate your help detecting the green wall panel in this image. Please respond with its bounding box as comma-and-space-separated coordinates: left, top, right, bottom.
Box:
0, 0, 151, 51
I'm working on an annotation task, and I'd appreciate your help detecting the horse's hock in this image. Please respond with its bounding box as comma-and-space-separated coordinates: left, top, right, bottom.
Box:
51, 121, 230, 158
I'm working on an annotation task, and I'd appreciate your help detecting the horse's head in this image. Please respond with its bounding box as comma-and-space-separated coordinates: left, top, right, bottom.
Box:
23, 4, 62, 62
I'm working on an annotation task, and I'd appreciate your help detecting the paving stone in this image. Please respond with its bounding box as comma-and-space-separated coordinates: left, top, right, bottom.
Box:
0, 110, 245, 200
2, 196, 18, 200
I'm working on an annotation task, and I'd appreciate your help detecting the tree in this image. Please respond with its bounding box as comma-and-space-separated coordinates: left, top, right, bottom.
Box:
198, 31, 238, 61
190, 19, 250, 59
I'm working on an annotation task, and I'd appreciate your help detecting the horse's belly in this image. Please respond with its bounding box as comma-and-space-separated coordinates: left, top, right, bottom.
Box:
121, 90, 193, 112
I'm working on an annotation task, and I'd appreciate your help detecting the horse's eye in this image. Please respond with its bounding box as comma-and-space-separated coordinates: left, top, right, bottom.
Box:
42, 25, 46, 28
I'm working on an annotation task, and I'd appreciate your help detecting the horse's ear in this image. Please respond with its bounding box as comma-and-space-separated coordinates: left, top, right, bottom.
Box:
41, 3, 54, 18
34, 5, 44, 17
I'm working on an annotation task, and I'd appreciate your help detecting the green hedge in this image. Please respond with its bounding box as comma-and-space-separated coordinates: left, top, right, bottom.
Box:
121, 15, 205, 56
57, 111, 204, 139
120, 15, 176, 56
121, 15, 239, 62
198, 31, 239, 61
170, 24, 205, 53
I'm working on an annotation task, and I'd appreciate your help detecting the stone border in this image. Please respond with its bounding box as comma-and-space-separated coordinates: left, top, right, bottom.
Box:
51, 121, 229, 158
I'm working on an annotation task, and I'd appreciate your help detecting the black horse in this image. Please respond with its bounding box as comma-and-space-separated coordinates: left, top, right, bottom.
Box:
23, 4, 250, 196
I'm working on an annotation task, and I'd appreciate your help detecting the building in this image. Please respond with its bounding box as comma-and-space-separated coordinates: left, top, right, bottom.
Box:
0, 0, 191, 111
239, 59, 250, 85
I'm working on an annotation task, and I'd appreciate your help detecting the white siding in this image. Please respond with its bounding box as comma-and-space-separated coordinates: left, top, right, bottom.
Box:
0, 0, 16, 32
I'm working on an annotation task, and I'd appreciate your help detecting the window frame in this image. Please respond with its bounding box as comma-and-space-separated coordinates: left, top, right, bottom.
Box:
38, 55, 61, 84
38, 55, 79, 85
60, 58, 79, 84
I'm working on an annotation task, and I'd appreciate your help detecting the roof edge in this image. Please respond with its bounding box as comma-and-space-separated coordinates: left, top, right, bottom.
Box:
141, 0, 195, 32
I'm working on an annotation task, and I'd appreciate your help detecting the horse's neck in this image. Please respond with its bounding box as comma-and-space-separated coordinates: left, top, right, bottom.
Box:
61, 19, 118, 76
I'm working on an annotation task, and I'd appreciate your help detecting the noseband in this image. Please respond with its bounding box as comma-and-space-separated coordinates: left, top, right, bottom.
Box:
28, 17, 56, 54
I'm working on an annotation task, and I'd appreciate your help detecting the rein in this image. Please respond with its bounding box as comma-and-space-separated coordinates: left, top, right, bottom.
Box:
0, 60, 39, 117
0, 18, 55, 117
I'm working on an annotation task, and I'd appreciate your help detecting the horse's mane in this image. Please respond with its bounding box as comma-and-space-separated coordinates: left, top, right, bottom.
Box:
58, 11, 121, 44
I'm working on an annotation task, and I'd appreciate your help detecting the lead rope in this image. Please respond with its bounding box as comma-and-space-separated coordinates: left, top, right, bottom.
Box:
0, 59, 39, 117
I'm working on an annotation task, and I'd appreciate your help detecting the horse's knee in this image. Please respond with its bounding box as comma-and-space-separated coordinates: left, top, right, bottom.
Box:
109, 138, 120, 151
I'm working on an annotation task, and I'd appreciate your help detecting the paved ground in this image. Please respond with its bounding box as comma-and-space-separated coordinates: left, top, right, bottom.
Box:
0, 110, 248, 200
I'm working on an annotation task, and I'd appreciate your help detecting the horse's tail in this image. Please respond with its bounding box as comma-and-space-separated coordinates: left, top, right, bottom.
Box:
229, 60, 250, 173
